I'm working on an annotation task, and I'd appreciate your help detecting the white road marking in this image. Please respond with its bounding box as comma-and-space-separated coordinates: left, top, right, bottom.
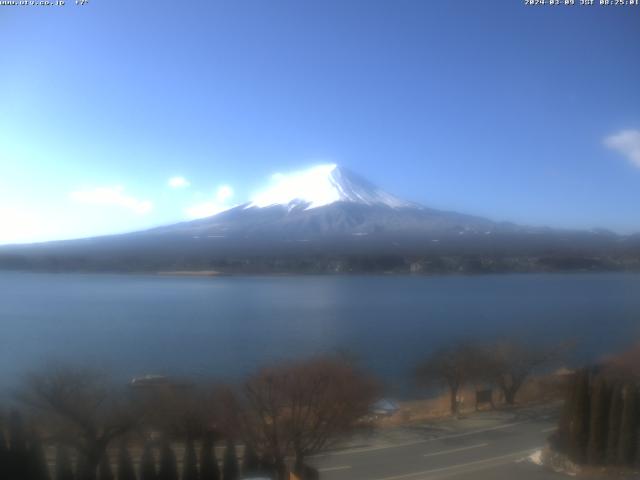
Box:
422, 443, 488, 458
312, 421, 528, 458
541, 427, 556, 433
318, 465, 352, 472
427, 448, 543, 480
372, 447, 540, 480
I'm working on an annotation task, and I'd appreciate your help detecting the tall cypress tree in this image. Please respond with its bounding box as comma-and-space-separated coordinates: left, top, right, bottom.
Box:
199, 434, 219, 480
258, 455, 276, 479
9, 411, 27, 452
618, 383, 639, 466
117, 444, 137, 480
28, 431, 51, 480
182, 438, 199, 480
76, 452, 91, 480
98, 453, 114, 480
241, 444, 260, 477
635, 424, 640, 468
139, 443, 156, 480
556, 372, 579, 454
54, 445, 74, 480
0, 429, 8, 480
157, 442, 178, 480
8, 410, 29, 480
587, 376, 610, 465
222, 440, 238, 480
568, 369, 590, 464
607, 383, 624, 465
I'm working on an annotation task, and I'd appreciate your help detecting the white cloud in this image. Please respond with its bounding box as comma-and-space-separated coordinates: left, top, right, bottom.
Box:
69, 186, 153, 214
168, 176, 190, 188
604, 129, 640, 167
249, 164, 339, 208
185, 185, 235, 219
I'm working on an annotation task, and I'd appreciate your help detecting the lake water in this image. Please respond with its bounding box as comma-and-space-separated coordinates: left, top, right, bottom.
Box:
0, 272, 639, 394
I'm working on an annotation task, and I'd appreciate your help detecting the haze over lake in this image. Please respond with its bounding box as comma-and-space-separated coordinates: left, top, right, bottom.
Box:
1, 272, 638, 393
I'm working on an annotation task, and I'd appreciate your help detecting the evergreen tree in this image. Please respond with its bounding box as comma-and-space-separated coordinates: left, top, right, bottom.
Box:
8, 410, 29, 480
76, 452, 92, 480
9, 411, 27, 453
139, 443, 157, 480
586, 376, 609, 465
199, 434, 219, 480
221, 440, 238, 480
273, 458, 286, 480
182, 438, 198, 480
54, 446, 74, 480
555, 371, 578, 454
117, 444, 136, 480
618, 383, 639, 466
98, 453, 114, 480
28, 431, 51, 480
636, 425, 640, 468
568, 369, 590, 464
636, 424, 640, 468
258, 455, 276, 479
606, 383, 623, 465
157, 442, 178, 480
241, 444, 260, 477
0, 429, 8, 480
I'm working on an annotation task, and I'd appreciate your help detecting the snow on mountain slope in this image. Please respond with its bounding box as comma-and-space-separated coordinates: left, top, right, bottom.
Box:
246, 164, 416, 210
148, 164, 503, 238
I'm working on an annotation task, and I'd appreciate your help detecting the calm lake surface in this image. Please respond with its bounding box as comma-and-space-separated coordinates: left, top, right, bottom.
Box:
1, 272, 639, 393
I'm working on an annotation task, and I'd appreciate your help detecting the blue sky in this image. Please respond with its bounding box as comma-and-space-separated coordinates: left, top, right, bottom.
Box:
1, 0, 639, 244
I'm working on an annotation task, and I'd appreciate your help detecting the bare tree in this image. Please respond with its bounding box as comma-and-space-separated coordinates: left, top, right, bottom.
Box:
209, 385, 242, 441
416, 343, 482, 415
19, 367, 139, 480
484, 340, 564, 405
241, 356, 378, 477
603, 342, 640, 380
138, 385, 208, 439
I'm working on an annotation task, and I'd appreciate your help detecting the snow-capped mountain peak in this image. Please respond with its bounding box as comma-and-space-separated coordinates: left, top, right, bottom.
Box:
246, 164, 415, 210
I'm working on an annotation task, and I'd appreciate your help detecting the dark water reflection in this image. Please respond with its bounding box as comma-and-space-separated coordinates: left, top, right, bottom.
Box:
0, 272, 638, 395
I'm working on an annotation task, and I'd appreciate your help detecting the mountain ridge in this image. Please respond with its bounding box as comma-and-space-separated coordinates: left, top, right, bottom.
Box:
1, 164, 639, 274
245, 164, 417, 210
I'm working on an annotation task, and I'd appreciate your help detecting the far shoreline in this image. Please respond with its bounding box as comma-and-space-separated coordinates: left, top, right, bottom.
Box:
1, 269, 639, 278
155, 270, 225, 277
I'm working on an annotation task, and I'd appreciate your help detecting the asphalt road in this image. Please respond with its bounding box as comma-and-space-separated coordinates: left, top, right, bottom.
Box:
309, 409, 562, 480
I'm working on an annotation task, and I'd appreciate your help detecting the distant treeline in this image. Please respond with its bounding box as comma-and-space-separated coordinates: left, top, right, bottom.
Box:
1, 252, 640, 274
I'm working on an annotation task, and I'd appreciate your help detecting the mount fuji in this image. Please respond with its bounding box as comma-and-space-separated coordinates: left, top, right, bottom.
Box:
152, 164, 510, 239
1, 164, 638, 273
246, 164, 416, 210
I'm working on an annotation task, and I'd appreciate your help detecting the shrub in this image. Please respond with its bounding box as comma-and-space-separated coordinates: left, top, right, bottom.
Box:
222, 440, 238, 480
199, 434, 219, 480
606, 383, 623, 465
139, 443, 157, 480
54, 445, 74, 480
158, 441, 178, 480
587, 376, 610, 465
568, 369, 590, 464
117, 443, 137, 480
182, 438, 198, 480
618, 384, 639, 466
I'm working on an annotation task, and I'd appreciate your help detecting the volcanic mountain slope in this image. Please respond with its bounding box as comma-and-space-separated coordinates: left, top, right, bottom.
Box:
1, 164, 638, 273
150, 164, 517, 239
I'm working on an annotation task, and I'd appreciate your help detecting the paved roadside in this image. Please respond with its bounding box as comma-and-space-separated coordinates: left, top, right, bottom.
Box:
309, 404, 564, 480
